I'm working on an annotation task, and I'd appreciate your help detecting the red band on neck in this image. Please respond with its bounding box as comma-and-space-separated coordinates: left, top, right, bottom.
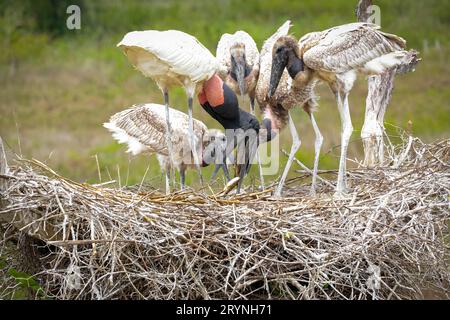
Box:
198, 88, 207, 105
203, 75, 225, 107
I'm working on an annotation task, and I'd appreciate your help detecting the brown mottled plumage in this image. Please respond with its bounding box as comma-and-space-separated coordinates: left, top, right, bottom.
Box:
216, 30, 265, 189
105, 104, 207, 158
216, 30, 260, 102
299, 23, 406, 74
268, 22, 410, 196
256, 21, 318, 131
104, 103, 227, 192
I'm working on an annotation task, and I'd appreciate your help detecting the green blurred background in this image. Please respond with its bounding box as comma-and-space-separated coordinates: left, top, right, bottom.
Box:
0, 0, 449, 189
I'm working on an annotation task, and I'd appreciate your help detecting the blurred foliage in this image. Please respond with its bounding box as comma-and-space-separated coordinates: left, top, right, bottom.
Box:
1, 0, 448, 72
1, 0, 449, 47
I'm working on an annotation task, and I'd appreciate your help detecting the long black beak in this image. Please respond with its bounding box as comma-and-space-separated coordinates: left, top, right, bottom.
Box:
209, 141, 231, 182
268, 52, 288, 98
210, 151, 231, 182
210, 163, 230, 182
235, 133, 259, 194
231, 53, 246, 98
261, 118, 277, 143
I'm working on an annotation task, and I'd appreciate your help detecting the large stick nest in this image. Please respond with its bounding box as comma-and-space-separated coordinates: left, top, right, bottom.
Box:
0, 136, 449, 299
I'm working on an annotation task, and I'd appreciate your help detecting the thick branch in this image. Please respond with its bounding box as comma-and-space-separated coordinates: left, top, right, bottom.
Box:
356, 0, 373, 22
356, 0, 421, 167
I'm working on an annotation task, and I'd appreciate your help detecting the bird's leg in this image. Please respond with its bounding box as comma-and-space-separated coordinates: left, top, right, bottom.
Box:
180, 167, 186, 191
235, 134, 249, 195
234, 135, 245, 195
210, 165, 221, 182
236, 126, 259, 195
335, 91, 353, 195
221, 150, 231, 181
210, 146, 231, 182
165, 169, 170, 195
209, 164, 220, 182
236, 163, 246, 194
274, 111, 301, 198
210, 161, 230, 182
309, 113, 323, 196
236, 139, 249, 194
250, 96, 265, 190
221, 163, 231, 182
250, 96, 256, 115
163, 90, 176, 189
188, 95, 204, 186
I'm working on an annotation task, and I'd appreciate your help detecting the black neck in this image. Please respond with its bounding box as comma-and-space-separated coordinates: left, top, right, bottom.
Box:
286, 51, 304, 79
230, 60, 252, 82
262, 118, 276, 143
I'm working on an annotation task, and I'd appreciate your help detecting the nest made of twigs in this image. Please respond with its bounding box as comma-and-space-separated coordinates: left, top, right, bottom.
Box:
0, 136, 449, 300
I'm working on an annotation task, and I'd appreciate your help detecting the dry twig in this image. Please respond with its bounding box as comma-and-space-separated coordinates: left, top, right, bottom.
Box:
0, 136, 449, 299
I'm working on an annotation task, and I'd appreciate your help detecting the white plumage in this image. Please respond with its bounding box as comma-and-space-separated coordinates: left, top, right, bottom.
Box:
117, 29, 221, 186
118, 30, 219, 88
362, 51, 408, 74
104, 103, 227, 193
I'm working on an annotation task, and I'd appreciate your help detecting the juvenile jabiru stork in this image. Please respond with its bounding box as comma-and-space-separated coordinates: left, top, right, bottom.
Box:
117, 30, 221, 187
104, 103, 229, 194
268, 22, 408, 195
216, 30, 264, 188
256, 20, 321, 197
216, 31, 260, 113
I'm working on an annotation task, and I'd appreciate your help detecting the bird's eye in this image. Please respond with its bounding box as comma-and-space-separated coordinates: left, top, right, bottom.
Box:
276, 47, 283, 54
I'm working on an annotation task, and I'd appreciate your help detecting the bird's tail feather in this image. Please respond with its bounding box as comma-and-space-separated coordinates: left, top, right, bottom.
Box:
103, 122, 148, 156
362, 50, 408, 75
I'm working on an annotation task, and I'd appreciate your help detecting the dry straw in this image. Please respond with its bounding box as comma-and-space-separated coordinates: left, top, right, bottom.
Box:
0, 135, 449, 299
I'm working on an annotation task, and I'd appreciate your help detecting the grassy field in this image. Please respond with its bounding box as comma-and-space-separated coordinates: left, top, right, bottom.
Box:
0, 0, 449, 189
